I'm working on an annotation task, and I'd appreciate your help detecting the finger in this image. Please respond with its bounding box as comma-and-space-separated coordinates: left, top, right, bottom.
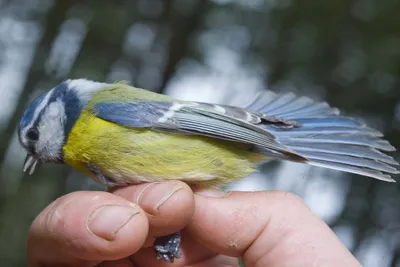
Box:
130, 190, 238, 267
187, 190, 361, 267
112, 181, 195, 238
27, 191, 149, 267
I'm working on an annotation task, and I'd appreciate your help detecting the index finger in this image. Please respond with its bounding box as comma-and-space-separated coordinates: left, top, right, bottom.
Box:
112, 181, 195, 238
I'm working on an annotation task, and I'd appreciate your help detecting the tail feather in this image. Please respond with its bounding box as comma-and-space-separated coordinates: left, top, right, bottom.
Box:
294, 151, 398, 174
269, 125, 382, 136
246, 91, 399, 182
276, 102, 339, 118
294, 117, 363, 127
308, 160, 394, 181
248, 92, 340, 118
266, 96, 314, 115
257, 93, 297, 113
287, 143, 398, 165
281, 134, 395, 151
246, 91, 279, 111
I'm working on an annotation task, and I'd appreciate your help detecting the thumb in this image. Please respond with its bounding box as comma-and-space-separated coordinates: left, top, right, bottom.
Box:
187, 190, 361, 267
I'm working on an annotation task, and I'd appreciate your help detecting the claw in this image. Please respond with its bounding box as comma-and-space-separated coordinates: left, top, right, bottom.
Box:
154, 232, 182, 263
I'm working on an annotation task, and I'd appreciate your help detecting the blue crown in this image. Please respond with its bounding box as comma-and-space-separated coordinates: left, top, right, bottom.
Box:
19, 92, 47, 130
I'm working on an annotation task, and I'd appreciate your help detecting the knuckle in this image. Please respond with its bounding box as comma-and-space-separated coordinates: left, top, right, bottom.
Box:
44, 198, 69, 235
266, 190, 305, 207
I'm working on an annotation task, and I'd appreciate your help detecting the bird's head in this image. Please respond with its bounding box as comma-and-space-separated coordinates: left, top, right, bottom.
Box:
18, 79, 107, 174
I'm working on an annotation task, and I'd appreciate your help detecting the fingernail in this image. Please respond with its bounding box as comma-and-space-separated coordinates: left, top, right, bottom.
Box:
87, 205, 140, 241
137, 183, 184, 215
196, 189, 229, 197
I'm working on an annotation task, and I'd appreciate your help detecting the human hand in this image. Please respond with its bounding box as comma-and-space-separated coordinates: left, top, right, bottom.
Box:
27, 181, 361, 267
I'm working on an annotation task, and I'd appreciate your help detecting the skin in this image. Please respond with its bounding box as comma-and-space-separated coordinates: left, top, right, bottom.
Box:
27, 181, 361, 267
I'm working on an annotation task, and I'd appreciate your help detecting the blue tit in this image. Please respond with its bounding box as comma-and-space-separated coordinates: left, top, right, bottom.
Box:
18, 79, 399, 262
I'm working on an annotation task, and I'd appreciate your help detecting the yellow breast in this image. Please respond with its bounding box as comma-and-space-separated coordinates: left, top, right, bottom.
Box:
63, 110, 263, 187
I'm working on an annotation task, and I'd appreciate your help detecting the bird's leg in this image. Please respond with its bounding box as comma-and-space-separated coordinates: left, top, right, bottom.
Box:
153, 232, 182, 263
86, 163, 119, 187
87, 163, 182, 262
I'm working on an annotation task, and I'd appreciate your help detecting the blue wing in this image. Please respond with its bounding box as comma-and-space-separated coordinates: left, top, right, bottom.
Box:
92, 101, 300, 158
92, 92, 399, 182
93, 102, 173, 128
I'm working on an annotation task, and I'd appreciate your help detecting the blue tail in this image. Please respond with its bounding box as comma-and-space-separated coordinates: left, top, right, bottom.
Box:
246, 91, 399, 182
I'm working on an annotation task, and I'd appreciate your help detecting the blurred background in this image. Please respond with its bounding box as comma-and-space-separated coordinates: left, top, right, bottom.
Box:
0, 0, 399, 266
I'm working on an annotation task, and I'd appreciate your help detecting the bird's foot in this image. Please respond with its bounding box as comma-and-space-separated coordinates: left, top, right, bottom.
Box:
154, 232, 182, 263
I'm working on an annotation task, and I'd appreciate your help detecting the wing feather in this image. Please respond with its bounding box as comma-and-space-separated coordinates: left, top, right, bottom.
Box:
88, 85, 398, 182
93, 101, 302, 158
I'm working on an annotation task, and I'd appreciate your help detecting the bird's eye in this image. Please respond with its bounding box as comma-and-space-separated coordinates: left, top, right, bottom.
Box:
26, 128, 39, 141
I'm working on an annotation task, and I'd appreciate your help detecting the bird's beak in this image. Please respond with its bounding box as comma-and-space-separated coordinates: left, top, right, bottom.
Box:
23, 154, 41, 175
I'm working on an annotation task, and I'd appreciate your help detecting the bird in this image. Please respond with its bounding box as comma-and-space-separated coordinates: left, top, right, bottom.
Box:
18, 78, 399, 262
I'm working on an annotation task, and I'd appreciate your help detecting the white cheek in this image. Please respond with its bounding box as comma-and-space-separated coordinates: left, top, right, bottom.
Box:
36, 100, 66, 156
25, 89, 53, 131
